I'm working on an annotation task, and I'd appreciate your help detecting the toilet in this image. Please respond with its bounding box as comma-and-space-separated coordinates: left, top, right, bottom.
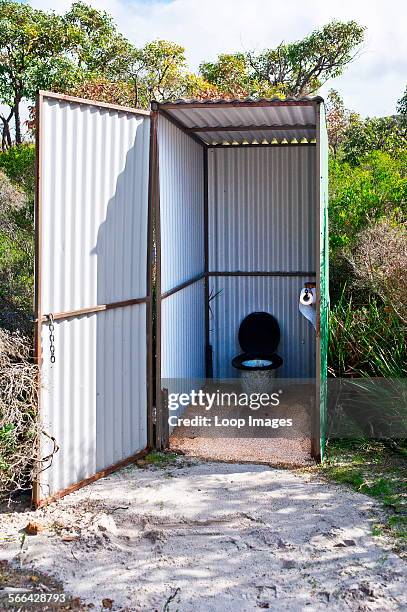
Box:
232, 312, 283, 393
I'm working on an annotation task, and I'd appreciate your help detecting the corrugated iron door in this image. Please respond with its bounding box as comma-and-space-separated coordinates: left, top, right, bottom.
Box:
34, 92, 152, 506
317, 101, 329, 460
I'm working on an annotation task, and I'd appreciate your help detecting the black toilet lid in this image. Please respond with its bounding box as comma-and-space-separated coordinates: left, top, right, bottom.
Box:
238, 312, 280, 353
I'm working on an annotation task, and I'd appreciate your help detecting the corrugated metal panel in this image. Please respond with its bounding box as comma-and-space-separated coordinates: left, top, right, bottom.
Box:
208, 147, 316, 272
197, 129, 315, 145
162, 99, 317, 143
39, 306, 147, 498
161, 280, 206, 428
209, 276, 315, 378
161, 280, 206, 380
37, 94, 150, 501
158, 115, 204, 293
163, 100, 317, 128
41, 97, 150, 312
163, 96, 322, 106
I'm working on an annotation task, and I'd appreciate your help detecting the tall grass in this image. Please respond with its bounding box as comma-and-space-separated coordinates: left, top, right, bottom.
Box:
328, 292, 407, 378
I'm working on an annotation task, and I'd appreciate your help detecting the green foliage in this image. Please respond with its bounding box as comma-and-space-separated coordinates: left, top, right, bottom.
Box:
397, 84, 407, 118
329, 151, 407, 252
63, 1, 137, 79
0, 162, 34, 317
0, 143, 35, 200
0, 5, 367, 142
0, 0, 81, 102
0, 231, 33, 315
328, 293, 407, 378
199, 53, 281, 98
0, 0, 84, 142
141, 451, 178, 467
133, 40, 193, 106
200, 21, 364, 98
342, 116, 407, 165
200, 53, 250, 92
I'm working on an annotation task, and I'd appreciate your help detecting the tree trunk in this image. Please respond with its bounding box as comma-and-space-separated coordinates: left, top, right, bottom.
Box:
14, 97, 22, 144
0, 109, 14, 151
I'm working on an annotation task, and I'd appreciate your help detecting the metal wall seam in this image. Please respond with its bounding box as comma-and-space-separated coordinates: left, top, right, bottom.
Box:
158, 115, 205, 294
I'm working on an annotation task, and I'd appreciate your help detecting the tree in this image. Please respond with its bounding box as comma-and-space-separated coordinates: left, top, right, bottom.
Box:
397, 85, 407, 123
72, 39, 207, 109
201, 21, 365, 99
200, 54, 253, 98
326, 90, 359, 156
342, 116, 407, 165
63, 1, 137, 80
131, 40, 197, 107
0, 1, 83, 146
249, 21, 365, 96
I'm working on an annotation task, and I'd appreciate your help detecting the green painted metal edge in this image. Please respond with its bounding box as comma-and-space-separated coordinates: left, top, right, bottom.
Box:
318, 102, 329, 460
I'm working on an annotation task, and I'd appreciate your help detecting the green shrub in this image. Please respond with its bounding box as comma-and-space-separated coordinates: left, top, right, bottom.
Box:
0, 143, 35, 199
329, 150, 407, 254
0, 155, 34, 322
341, 116, 406, 166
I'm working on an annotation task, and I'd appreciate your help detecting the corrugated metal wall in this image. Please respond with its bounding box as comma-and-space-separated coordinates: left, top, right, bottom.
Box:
209, 276, 315, 378
38, 95, 150, 501
40, 306, 147, 495
208, 146, 316, 378
208, 147, 316, 272
158, 116, 204, 293
161, 280, 205, 379
158, 116, 206, 385
41, 97, 150, 309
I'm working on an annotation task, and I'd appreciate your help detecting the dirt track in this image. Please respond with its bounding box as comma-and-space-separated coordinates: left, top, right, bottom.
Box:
1, 458, 406, 610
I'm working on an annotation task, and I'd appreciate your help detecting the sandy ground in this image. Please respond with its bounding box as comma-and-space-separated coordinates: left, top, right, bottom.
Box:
1, 458, 406, 611
170, 384, 314, 465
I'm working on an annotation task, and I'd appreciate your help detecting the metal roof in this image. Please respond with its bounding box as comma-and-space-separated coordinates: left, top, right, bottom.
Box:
156, 97, 322, 145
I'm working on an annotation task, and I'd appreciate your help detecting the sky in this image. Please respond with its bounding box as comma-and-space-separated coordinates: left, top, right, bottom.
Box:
21, 0, 407, 117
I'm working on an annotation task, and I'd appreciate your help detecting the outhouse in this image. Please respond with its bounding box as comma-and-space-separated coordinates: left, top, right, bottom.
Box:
34, 93, 328, 506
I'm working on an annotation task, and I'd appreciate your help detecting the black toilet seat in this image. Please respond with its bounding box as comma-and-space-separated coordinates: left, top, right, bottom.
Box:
232, 312, 283, 372
232, 352, 283, 371
238, 312, 280, 354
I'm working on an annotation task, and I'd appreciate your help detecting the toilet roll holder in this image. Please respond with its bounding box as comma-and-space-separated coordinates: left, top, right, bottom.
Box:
302, 282, 316, 303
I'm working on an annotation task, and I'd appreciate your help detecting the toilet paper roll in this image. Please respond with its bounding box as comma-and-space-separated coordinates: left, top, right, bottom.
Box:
299, 288, 316, 329
299, 287, 316, 306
